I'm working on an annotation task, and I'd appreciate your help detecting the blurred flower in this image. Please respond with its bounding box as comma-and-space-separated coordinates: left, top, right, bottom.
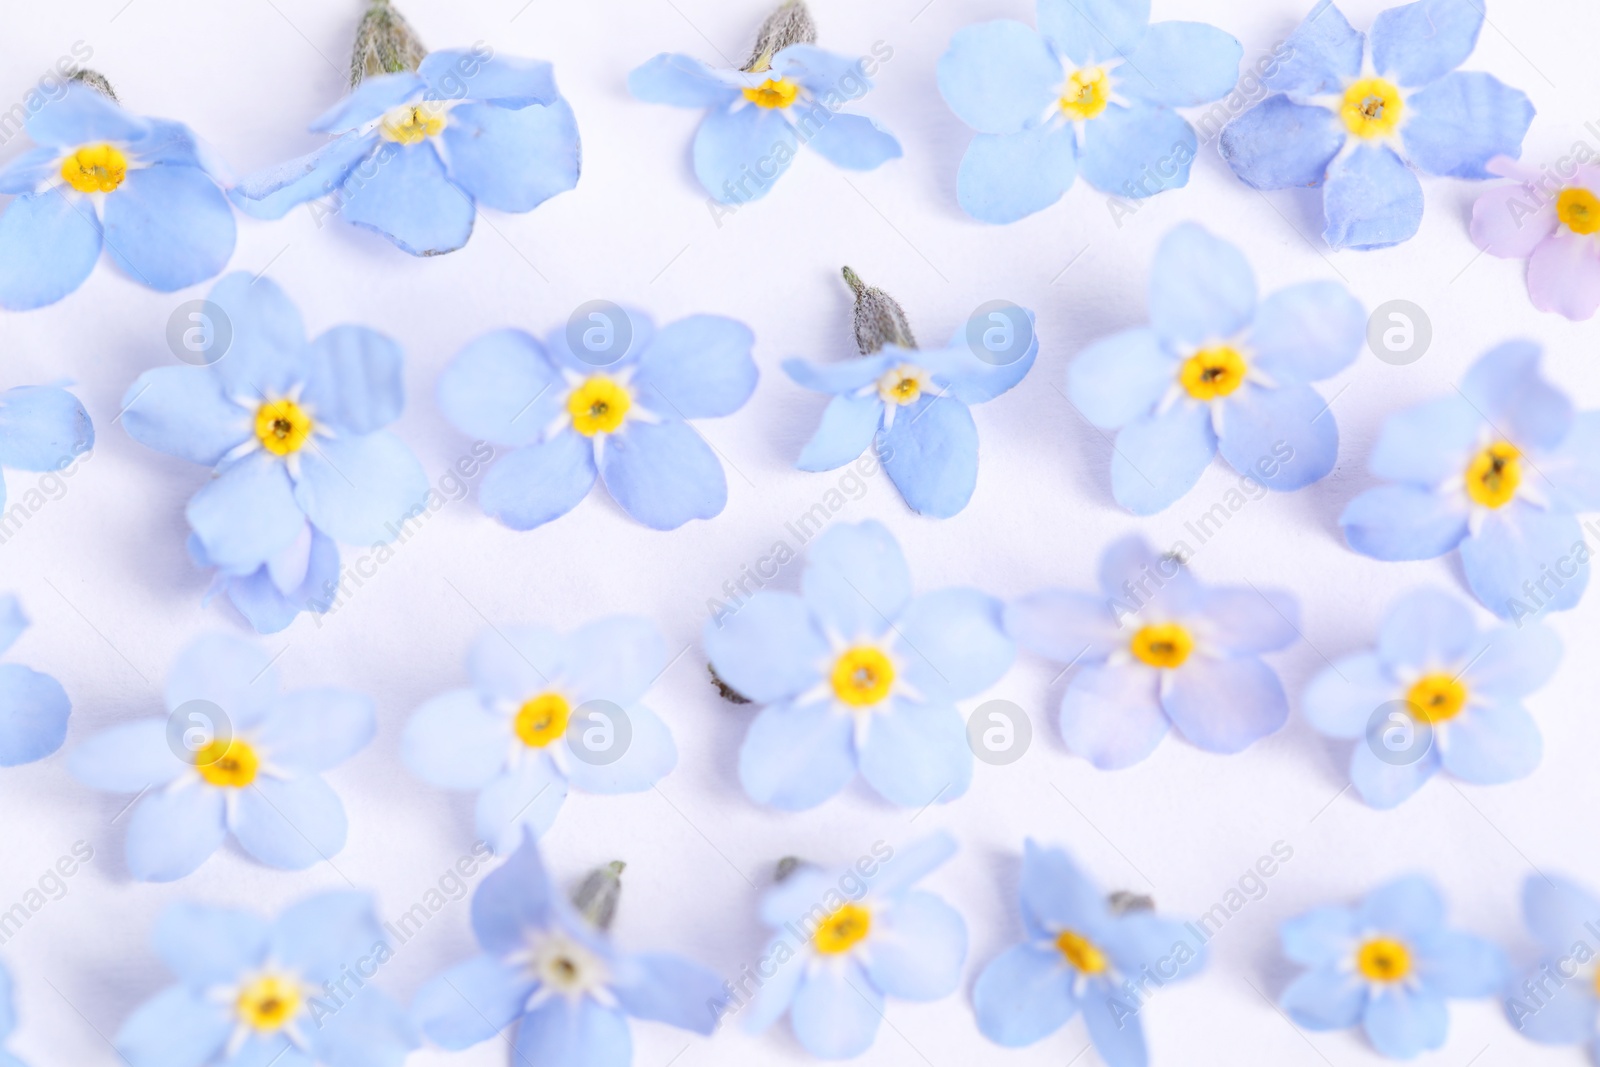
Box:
1068, 224, 1363, 514
1303, 588, 1560, 808
937, 0, 1241, 222
705, 520, 1013, 810
1, 382, 93, 517
1007, 534, 1299, 768
975, 841, 1205, 1065
437, 308, 757, 531
0, 80, 236, 310
629, 0, 900, 205
1280, 876, 1507, 1058
121, 271, 429, 633
739, 832, 965, 1059
786, 268, 1037, 517
115, 892, 414, 1067
1340, 340, 1600, 620
68, 633, 374, 881
1471, 155, 1600, 320
0, 595, 71, 768
413, 832, 724, 1059
1505, 874, 1600, 1053
402, 616, 678, 852
0, 958, 27, 1066
232, 24, 579, 256
1220, 0, 1533, 250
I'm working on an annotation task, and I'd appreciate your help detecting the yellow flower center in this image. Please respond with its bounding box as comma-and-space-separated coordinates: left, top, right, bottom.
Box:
379, 102, 446, 144
1129, 622, 1194, 670
877, 364, 927, 406
254, 398, 314, 456
1059, 68, 1110, 121
1465, 441, 1521, 508
1055, 930, 1109, 974
60, 144, 128, 193
1356, 938, 1411, 982
1404, 673, 1468, 724
1340, 78, 1405, 139
1558, 188, 1600, 236
829, 646, 894, 707
1179, 345, 1248, 401
567, 377, 631, 436
813, 903, 871, 954
194, 738, 260, 788
236, 974, 302, 1031
515, 692, 570, 747
742, 78, 801, 110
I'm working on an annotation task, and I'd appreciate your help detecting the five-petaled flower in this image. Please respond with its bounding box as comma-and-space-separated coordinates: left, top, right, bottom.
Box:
0, 82, 237, 309
114, 892, 415, 1067
0, 596, 71, 768
1220, 0, 1534, 250
937, 0, 1242, 222
1340, 340, 1600, 621
1280, 876, 1508, 1058
705, 520, 1014, 810
1006, 534, 1300, 768
122, 271, 430, 633
738, 832, 966, 1059
1503, 874, 1600, 1054
402, 616, 679, 852
1471, 155, 1600, 320
437, 308, 757, 531
974, 841, 1206, 1067
412, 832, 725, 1061
1068, 223, 1364, 514
232, 48, 580, 256
68, 633, 375, 881
1304, 587, 1560, 808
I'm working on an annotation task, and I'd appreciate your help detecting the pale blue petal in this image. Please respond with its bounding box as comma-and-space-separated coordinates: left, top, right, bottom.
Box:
801, 520, 912, 639
1250, 282, 1365, 385
1217, 383, 1339, 491
957, 124, 1077, 224
0, 385, 92, 471
28, 85, 147, 144
309, 73, 425, 133
68, 722, 182, 791
1194, 587, 1300, 653
1323, 143, 1423, 250
339, 142, 475, 256
937, 311, 1039, 404
116, 987, 232, 1067
804, 112, 901, 170
631, 315, 757, 419
1263, 0, 1363, 95
475, 756, 566, 853
881, 394, 979, 518
611, 952, 725, 1034
1508, 963, 1595, 1043
1545, 412, 1600, 512
1038, 0, 1151, 65
1415, 929, 1507, 997
1067, 328, 1176, 429
784, 353, 897, 394
0, 146, 60, 194
790, 961, 881, 1059
936, 21, 1061, 135
1149, 223, 1256, 345
1461, 506, 1587, 619
1105, 913, 1206, 980
0, 191, 102, 311
1082, 985, 1147, 1067
1111, 402, 1217, 515
1460, 339, 1571, 453
1020, 840, 1110, 937
564, 616, 668, 708
739, 939, 805, 1034
1378, 587, 1477, 670
600, 419, 727, 529
1059, 662, 1168, 769
1118, 22, 1242, 106
973, 943, 1076, 1046
1097, 534, 1201, 611
896, 589, 1013, 701
186, 452, 304, 573
1363, 987, 1448, 1058
1340, 485, 1468, 561
1524, 876, 1600, 956
467, 624, 557, 704
1440, 703, 1541, 784
420, 50, 561, 107
1351, 738, 1440, 808
771, 44, 875, 96
1371, 0, 1484, 86
101, 165, 235, 292
125, 788, 227, 881
1161, 654, 1288, 752
256, 689, 374, 773
1282, 967, 1367, 1029
1078, 103, 1197, 198
121, 368, 248, 467
1004, 589, 1119, 664
1404, 71, 1534, 179
229, 132, 375, 220
439, 329, 561, 448
153, 901, 269, 985
1219, 95, 1345, 190
761, 867, 843, 926
562, 701, 676, 794
232, 774, 347, 869
205, 272, 311, 398
858, 698, 971, 808
704, 591, 829, 704
0, 598, 23, 657
0, 665, 70, 767
797, 393, 882, 471
869, 831, 958, 899
166, 632, 279, 726
221, 531, 338, 635
272, 891, 386, 984
303, 325, 405, 435
1464, 622, 1562, 702
413, 955, 535, 1051
1281, 906, 1357, 967
479, 434, 596, 530
628, 54, 741, 108
1367, 397, 1481, 485
1358, 877, 1445, 939
694, 104, 797, 205
308, 986, 414, 1067
514, 995, 631, 1067
739, 700, 856, 811
441, 99, 580, 213
867, 891, 966, 1000
294, 431, 428, 546
1303, 653, 1398, 739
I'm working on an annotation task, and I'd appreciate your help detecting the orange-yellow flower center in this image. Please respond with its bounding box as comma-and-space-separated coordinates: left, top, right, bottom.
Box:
1558, 188, 1600, 235
380, 103, 446, 144
195, 738, 259, 788
1056, 930, 1109, 974
813, 903, 871, 954
877, 364, 928, 406
742, 78, 800, 110
1341, 78, 1404, 139
1180, 346, 1247, 400
1405, 673, 1468, 724
830, 646, 894, 707
567, 377, 631, 436
1059, 68, 1110, 121
235, 974, 302, 1031
254, 398, 314, 456
60, 144, 127, 193
515, 693, 570, 747
1465, 441, 1521, 508
1357, 938, 1411, 982
1130, 622, 1193, 670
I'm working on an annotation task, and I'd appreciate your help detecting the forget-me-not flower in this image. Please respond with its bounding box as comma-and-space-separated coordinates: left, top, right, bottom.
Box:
437, 308, 757, 531
1220, 0, 1533, 250
738, 832, 965, 1059
1340, 340, 1600, 621
1068, 223, 1364, 515
68, 633, 375, 881
115, 892, 413, 1067
629, 0, 900, 206
1471, 156, 1600, 321
0, 381, 93, 515
1281, 876, 1508, 1059
975, 841, 1206, 1066
705, 520, 1013, 810
412, 832, 725, 1061
1504, 874, 1600, 1054
402, 616, 678, 852
1007, 534, 1300, 768
0, 596, 71, 768
1303, 587, 1560, 809
937, 0, 1242, 222
122, 271, 429, 633
0, 81, 236, 309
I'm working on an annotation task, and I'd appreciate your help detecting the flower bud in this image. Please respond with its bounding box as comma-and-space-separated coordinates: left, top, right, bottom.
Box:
843, 266, 917, 355
70, 69, 117, 102
351, 0, 428, 88
743, 0, 817, 73
1108, 890, 1155, 915
774, 856, 803, 883
572, 860, 626, 931
709, 664, 751, 704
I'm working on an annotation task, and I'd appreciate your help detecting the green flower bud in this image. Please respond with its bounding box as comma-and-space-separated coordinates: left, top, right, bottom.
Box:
842, 266, 917, 355
572, 860, 626, 931
70, 69, 117, 102
351, 0, 428, 88
743, 0, 817, 73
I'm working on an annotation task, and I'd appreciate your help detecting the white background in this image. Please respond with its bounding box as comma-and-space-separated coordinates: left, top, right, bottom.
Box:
1, 0, 1597, 1064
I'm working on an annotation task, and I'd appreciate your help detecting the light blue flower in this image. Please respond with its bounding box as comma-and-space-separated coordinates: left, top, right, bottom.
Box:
0, 383, 94, 511
1220, 0, 1533, 250
403, 616, 678, 852
122, 271, 429, 633
1067, 223, 1364, 515
0, 959, 27, 1067
437, 309, 757, 531
705, 520, 1013, 810
115, 892, 414, 1067
1505, 874, 1600, 1055
1280, 876, 1508, 1058
0, 596, 70, 769
937, 0, 1241, 222
629, 37, 900, 205
739, 832, 965, 1059
974, 841, 1205, 1066
1340, 340, 1600, 621
232, 49, 579, 255
1007, 534, 1299, 768
1303, 587, 1559, 809
413, 832, 724, 1060
0, 84, 237, 309
68, 633, 374, 882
